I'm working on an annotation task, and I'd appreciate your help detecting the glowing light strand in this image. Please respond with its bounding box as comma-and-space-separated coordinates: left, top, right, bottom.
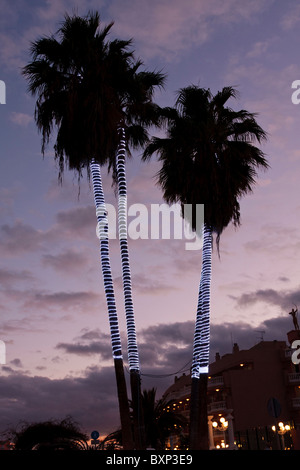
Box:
90, 159, 123, 360
191, 223, 212, 378
116, 127, 140, 372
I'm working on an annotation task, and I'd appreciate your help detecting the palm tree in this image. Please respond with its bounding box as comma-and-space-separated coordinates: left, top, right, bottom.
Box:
8, 417, 88, 451
138, 388, 187, 450
143, 85, 268, 449
100, 388, 187, 450
22, 11, 164, 449
114, 69, 165, 448
89, 40, 165, 452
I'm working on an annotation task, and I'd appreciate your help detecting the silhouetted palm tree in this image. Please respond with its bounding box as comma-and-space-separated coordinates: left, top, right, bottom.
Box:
137, 388, 187, 449
143, 85, 268, 449
114, 68, 165, 449
9, 417, 88, 450
22, 11, 164, 449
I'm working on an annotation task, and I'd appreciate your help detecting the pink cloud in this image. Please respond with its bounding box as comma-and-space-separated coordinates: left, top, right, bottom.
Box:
109, 0, 274, 61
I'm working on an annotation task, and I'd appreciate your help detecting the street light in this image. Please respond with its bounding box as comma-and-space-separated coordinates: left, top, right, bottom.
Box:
271, 422, 291, 450
212, 417, 229, 448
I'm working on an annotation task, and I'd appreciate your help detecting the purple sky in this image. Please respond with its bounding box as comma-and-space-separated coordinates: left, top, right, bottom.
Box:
0, 0, 300, 437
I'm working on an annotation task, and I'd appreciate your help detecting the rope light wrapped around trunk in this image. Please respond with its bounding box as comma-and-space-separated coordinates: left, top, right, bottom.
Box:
116, 127, 140, 372
191, 224, 212, 378
90, 159, 123, 360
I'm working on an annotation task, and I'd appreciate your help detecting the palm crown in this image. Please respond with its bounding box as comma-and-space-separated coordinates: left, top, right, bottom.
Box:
22, 11, 165, 181
143, 85, 268, 246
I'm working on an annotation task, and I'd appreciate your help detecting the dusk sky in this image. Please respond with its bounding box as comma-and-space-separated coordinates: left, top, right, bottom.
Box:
1, 0, 300, 438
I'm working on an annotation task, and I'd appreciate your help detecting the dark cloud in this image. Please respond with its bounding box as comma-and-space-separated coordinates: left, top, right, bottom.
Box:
56, 330, 112, 360
0, 315, 294, 437
278, 276, 290, 283
42, 249, 89, 274
140, 321, 193, 346
9, 358, 23, 368
0, 366, 120, 436
210, 315, 292, 359
234, 286, 300, 311
54, 316, 294, 375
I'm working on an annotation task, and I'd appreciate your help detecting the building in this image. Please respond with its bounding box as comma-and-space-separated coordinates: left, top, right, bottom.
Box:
0, 440, 13, 450
162, 329, 300, 450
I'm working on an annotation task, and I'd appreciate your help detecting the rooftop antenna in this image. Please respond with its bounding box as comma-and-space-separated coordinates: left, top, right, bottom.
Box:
255, 330, 265, 342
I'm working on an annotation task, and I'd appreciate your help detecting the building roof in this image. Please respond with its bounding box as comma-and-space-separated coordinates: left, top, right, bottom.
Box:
210, 340, 287, 375
162, 340, 288, 399
163, 373, 191, 399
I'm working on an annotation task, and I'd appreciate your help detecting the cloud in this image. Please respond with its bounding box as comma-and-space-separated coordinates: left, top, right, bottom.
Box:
10, 358, 23, 368
0, 315, 292, 436
115, 272, 175, 296
246, 39, 275, 59
0, 268, 34, 288
10, 112, 33, 127
0, 316, 45, 336
140, 321, 193, 347
0, 221, 47, 255
0, 31, 25, 70
281, 3, 300, 30
109, 0, 274, 61
42, 249, 89, 274
0, 0, 274, 73
0, 0, 103, 70
0, 366, 120, 436
55, 206, 95, 234
243, 223, 299, 257
35, 0, 106, 22
234, 286, 300, 311
0, 185, 22, 216
0, 206, 97, 257
56, 329, 112, 360
210, 315, 292, 358
22, 290, 100, 312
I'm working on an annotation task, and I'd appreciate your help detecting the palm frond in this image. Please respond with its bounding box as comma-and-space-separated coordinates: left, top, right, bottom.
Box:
143, 85, 269, 247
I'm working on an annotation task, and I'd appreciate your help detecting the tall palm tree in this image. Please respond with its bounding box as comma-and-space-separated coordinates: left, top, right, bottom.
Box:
114, 69, 165, 449
143, 85, 268, 449
22, 11, 164, 449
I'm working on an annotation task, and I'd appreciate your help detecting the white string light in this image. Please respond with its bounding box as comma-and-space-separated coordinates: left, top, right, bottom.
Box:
191, 223, 212, 378
116, 127, 140, 372
90, 159, 123, 360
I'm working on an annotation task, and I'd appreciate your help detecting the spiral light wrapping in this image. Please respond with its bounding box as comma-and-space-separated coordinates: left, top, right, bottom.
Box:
116, 127, 140, 372
90, 159, 123, 359
191, 224, 212, 378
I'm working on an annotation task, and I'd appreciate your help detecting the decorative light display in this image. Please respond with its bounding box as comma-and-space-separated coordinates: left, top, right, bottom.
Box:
191, 223, 212, 378
90, 159, 123, 360
116, 127, 140, 372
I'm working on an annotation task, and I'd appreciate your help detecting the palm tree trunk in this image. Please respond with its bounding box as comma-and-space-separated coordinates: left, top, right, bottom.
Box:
189, 223, 212, 450
90, 159, 134, 450
116, 127, 145, 449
